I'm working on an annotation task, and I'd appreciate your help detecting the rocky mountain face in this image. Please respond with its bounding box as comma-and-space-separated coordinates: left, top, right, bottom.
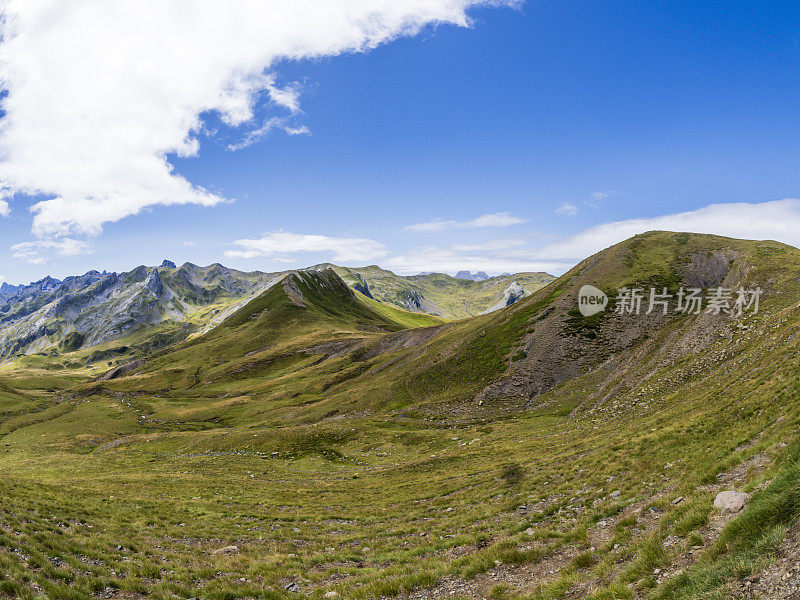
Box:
455, 270, 490, 281
470, 232, 785, 408
481, 280, 526, 313
0, 262, 275, 359
0, 261, 554, 361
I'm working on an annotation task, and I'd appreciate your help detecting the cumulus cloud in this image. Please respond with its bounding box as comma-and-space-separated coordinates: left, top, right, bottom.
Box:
555, 202, 578, 216
0, 0, 515, 240
10, 238, 93, 265
385, 236, 563, 274
225, 231, 387, 263
405, 212, 525, 232
533, 199, 800, 266
388, 199, 800, 275
385, 245, 565, 275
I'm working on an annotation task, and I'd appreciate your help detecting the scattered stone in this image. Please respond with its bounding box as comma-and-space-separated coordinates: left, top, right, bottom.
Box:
610, 490, 621, 499
285, 582, 299, 592
714, 490, 750, 513
211, 545, 239, 555
525, 527, 536, 536
672, 496, 685, 505
324, 592, 340, 599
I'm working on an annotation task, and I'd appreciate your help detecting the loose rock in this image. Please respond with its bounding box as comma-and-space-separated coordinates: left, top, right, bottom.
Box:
714, 490, 750, 513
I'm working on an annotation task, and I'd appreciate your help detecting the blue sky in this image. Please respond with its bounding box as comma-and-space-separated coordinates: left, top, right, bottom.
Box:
2, 1, 800, 284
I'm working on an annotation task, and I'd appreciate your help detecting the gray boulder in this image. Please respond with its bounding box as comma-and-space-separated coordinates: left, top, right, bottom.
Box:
714, 490, 750, 513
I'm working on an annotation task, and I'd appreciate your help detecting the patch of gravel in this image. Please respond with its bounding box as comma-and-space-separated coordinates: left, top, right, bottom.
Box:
732, 522, 800, 599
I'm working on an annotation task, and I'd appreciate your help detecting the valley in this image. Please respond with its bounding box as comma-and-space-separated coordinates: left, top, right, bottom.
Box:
0, 231, 798, 599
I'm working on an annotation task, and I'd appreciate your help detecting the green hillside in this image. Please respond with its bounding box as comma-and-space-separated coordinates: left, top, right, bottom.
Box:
0, 233, 798, 599
322, 263, 555, 319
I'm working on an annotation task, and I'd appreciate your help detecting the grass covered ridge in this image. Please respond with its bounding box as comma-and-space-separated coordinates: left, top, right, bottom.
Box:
0, 233, 798, 598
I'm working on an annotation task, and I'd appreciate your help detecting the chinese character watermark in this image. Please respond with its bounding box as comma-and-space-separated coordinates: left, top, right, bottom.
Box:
577, 286, 762, 317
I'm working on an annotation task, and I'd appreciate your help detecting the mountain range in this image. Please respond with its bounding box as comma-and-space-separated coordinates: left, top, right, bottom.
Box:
0, 231, 798, 599
0, 262, 554, 361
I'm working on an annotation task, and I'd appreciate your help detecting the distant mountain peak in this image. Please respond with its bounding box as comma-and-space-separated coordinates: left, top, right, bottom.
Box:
455, 270, 489, 281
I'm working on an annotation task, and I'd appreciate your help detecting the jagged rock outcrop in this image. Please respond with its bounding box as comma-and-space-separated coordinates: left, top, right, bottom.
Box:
144, 269, 164, 296
482, 280, 526, 313
352, 274, 373, 299
396, 290, 428, 312
0, 263, 275, 359
0, 281, 23, 298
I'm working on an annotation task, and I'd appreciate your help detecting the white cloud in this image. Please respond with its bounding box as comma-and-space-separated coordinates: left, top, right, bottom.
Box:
225, 231, 387, 263
451, 238, 527, 252
405, 212, 526, 232
555, 202, 578, 216
0, 0, 515, 239
226, 117, 311, 151
534, 198, 800, 267
285, 125, 311, 137
10, 238, 93, 264
585, 191, 615, 208
389, 199, 800, 276
0, 200, 8, 217
385, 239, 564, 275
590, 191, 612, 202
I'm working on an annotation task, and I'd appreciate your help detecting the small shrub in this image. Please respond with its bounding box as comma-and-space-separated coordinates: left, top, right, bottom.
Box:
573, 551, 598, 568
500, 462, 525, 486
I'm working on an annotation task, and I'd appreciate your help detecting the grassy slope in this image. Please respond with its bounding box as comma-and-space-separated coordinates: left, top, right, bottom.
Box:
328, 264, 555, 319
96, 269, 441, 401
0, 234, 798, 598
